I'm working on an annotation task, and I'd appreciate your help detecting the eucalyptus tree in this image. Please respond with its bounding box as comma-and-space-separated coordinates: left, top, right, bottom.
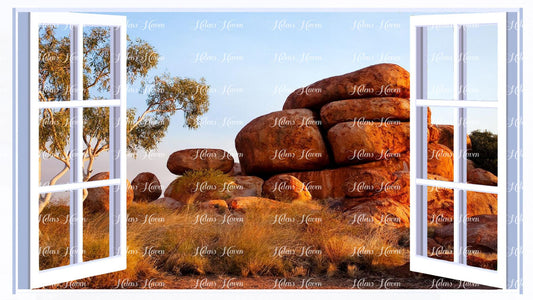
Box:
39, 25, 209, 212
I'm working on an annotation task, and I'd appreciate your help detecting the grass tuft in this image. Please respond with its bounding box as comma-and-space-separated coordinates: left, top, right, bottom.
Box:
40, 201, 411, 288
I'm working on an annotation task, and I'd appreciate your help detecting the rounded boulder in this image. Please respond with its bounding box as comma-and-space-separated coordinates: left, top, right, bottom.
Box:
327, 121, 410, 165
320, 97, 410, 129
84, 172, 134, 213
235, 109, 330, 175
283, 63, 410, 110
131, 172, 162, 202
167, 148, 234, 175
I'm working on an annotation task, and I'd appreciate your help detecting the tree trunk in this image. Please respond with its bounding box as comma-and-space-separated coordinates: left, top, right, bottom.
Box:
84, 154, 96, 182
39, 163, 70, 214
82, 154, 96, 201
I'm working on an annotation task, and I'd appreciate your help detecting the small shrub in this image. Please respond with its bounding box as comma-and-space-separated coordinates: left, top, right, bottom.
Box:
172, 169, 235, 204
469, 130, 498, 175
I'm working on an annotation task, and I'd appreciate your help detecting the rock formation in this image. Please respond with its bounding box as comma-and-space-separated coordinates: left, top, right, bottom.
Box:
232, 63, 497, 230
147, 63, 498, 268
84, 172, 134, 213
156, 63, 498, 242
131, 172, 162, 202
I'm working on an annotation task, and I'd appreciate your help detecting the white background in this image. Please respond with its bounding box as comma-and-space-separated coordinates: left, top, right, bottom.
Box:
0, 1, 530, 300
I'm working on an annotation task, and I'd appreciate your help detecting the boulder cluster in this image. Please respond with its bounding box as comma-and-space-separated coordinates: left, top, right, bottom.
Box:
234, 63, 497, 228
84, 63, 499, 256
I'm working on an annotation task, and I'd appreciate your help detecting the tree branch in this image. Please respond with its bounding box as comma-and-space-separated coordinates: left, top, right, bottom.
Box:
85, 67, 109, 90
94, 144, 109, 157
43, 108, 69, 163
128, 101, 183, 133
128, 102, 155, 133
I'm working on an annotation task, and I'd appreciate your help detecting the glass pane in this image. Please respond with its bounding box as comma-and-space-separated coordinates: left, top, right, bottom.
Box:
39, 108, 71, 186
39, 192, 70, 270
466, 108, 498, 185
427, 106, 454, 182
466, 191, 498, 270
83, 107, 111, 179
426, 25, 454, 100
464, 24, 498, 101
427, 185, 454, 262
83, 26, 112, 100
39, 24, 71, 102
83, 184, 112, 262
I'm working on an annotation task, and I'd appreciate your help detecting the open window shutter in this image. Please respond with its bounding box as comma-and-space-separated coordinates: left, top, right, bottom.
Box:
409, 12, 521, 289
17, 12, 127, 289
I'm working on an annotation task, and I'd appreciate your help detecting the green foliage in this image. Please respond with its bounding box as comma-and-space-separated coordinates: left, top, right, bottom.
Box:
83, 27, 111, 99
83, 107, 110, 146
39, 26, 71, 102
144, 74, 210, 129
39, 108, 70, 158
469, 130, 498, 175
126, 108, 170, 155
127, 37, 160, 84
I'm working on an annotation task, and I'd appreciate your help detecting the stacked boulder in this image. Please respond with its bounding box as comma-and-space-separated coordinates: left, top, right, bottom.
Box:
235, 64, 419, 226
235, 109, 330, 175
235, 63, 498, 227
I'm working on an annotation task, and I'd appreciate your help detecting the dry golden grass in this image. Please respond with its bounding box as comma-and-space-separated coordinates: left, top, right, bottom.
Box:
39, 200, 411, 288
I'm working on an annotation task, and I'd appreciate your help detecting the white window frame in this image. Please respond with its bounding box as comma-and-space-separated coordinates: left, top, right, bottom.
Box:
410, 12, 521, 289
17, 12, 127, 289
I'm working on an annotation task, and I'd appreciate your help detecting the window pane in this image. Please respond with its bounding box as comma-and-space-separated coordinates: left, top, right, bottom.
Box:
83, 184, 112, 262
466, 191, 498, 270
83, 107, 111, 179
427, 185, 454, 262
39, 192, 70, 270
427, 106, 454, 182
466, 108, 498, 185
39, 24, 71, 102
426, 25, 454, 100
83, 26, 112, 100
464, 24, 498, 101
39, 108, 71, 186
